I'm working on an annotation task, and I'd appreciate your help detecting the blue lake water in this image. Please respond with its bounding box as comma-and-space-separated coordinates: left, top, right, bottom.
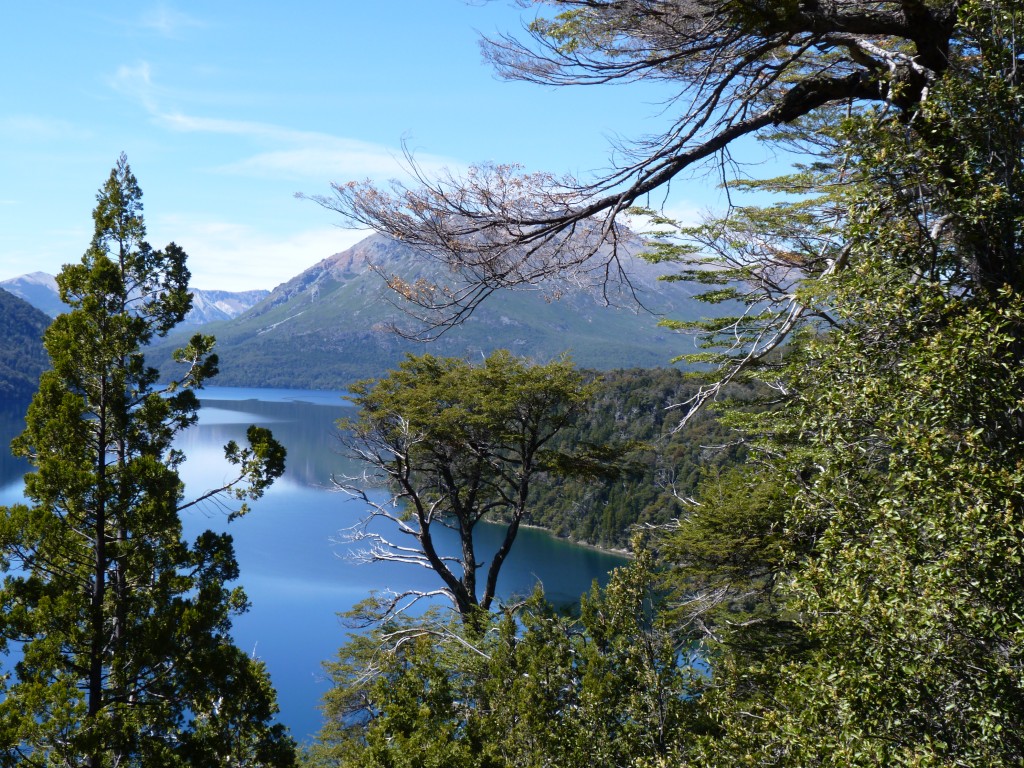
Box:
0, 388, 627, 744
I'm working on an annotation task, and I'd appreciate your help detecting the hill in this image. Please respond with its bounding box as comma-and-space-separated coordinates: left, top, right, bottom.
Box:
147, 234, 721, 389
526, 367, 753, 549
0, 288, 50, 402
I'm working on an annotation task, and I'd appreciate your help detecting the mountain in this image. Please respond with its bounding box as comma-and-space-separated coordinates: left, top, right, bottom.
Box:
146, 233, 723, 390
0, 272, 268, 325
0, 288, 50, 402
182, 288, 270, 325
0, 272, 64, 317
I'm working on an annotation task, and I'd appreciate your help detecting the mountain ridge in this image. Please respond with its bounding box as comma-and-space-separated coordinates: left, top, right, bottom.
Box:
0, 273, 268, 326
147, 233, 719, 389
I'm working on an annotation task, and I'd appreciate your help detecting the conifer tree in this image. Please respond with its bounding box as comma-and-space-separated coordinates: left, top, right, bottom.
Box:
0, 154, 295, 767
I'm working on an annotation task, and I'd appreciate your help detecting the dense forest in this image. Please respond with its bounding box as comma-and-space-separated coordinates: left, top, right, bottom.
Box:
527, 367, 750, 549
0, 288, 49, 402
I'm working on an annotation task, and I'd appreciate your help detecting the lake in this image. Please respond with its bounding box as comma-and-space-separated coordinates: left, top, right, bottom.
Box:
0, 387, 627, 743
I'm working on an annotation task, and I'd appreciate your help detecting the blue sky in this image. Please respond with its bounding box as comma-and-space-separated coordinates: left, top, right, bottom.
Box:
1, 1, 747, 290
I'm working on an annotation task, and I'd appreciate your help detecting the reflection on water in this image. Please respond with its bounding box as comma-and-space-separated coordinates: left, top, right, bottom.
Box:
0, 387, 627, 743
183, 394, 361, 489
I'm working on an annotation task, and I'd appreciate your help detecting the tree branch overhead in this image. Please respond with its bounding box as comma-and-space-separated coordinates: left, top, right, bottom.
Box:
308, 0, 959, 333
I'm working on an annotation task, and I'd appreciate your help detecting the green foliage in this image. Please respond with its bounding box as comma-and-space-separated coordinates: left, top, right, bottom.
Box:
0, 155, 295, 766
784, 281, 1024, 764
526, 367, 753, 549
0, 289, 50, 403
305, 551, 699, 768
629, 113, 855, 412
338, 351, 599, 621
657, 465, 801, 659
656, 7, 1024, 761
309, 6, 1024, 762
678, 277, 1024, 766
306, 611, 484, 768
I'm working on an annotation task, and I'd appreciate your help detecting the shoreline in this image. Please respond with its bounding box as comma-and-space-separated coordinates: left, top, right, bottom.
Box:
519, 521, 633, 560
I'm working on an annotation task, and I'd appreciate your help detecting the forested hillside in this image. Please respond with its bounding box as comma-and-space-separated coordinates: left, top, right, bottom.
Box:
0, 288, 49, 402
528, 367, 750, 549
0, 273, 64, 317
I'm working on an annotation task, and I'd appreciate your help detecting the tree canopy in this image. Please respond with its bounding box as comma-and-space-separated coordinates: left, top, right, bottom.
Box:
651, 7, 1024, 761
305, 548, 699, 768
335, 350, 599, 622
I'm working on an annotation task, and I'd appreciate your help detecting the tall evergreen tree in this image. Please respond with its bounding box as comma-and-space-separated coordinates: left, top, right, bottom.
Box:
0, 155, 295, 767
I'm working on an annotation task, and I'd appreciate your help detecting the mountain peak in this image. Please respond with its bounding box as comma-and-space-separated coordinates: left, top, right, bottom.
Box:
18, 272, 58, 287
1, 272, 64, 317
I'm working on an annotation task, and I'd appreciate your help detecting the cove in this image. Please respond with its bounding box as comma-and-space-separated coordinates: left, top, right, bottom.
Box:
0, 388, 628, 744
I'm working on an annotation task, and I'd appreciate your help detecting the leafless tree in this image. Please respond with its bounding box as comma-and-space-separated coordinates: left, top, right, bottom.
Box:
305, 0, 959, 335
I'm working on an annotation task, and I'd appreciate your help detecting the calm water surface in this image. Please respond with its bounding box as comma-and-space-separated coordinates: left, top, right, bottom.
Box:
0, 388, 627, 743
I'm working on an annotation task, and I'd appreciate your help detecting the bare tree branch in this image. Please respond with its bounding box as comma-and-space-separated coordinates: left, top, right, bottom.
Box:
304, 0, 958, 337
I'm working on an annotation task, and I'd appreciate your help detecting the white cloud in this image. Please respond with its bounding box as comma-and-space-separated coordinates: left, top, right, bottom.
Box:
160, 112, 457, 181
150, 216, 373, 290
623, 199, 707, 235
113, 70, 460, 183
159, 112, 283, 138
102, 62, 452, 291
110, 62, 160, 113
662, 200, 709, 227
138, 5, 205, 38
223, 145, 454, 182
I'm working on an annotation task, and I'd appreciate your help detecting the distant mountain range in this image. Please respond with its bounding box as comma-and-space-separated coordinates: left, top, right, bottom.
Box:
1, 234, 722, 393
0, 273, 268, 400
180, 288, 271, 325
0, 273, 65, 318
146, 233, 720, 389
0, 273, 268, 326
